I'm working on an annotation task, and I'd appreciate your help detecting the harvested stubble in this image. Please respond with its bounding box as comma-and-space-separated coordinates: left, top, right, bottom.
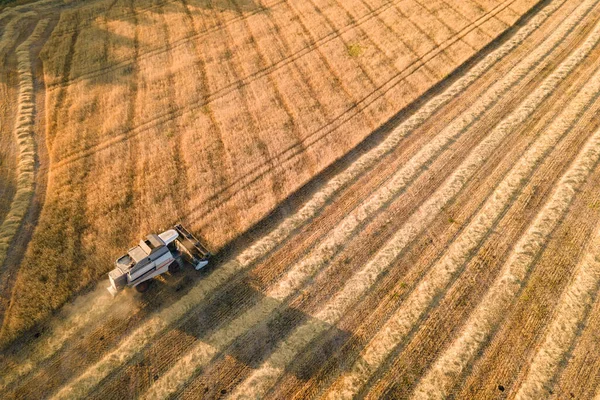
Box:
413, 84, 600, 400
0, 11, 36, 58
0, 19, 49, 269
48, 2, 560, 399
0, 283, 116, 390
1, 0, 543, 343
141, 1, 592, 397
326, 33, 600, 399
514, 220, 600, 398
227, 7, 600, 400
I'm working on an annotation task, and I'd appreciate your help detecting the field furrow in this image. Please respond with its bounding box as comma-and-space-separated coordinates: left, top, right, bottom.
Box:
5, 0, 600, 398
325, 43, 600, 400
49, 0, 521, 169
26, 1, 565, 398
513, 222, 600, 398
225, 8, 600, 398
412, 58, 600, 400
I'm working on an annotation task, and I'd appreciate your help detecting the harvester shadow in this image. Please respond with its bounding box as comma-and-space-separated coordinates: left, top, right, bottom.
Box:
168, 280, 354, 392
0, 0, 552, 383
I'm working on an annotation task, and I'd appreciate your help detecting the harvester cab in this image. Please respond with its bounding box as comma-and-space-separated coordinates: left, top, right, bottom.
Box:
107, 224, 211, 297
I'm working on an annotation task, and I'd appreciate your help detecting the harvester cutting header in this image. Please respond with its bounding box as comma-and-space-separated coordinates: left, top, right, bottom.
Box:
107, 224, 210, 296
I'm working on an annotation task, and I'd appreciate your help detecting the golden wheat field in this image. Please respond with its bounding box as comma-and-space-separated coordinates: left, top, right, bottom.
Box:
3, 0, 600, 397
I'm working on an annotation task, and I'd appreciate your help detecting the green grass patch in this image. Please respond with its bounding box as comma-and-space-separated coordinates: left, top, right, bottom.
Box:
346, 43, 363, 58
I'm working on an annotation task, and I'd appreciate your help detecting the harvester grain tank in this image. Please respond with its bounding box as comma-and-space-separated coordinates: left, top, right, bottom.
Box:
107, 224, 210, 296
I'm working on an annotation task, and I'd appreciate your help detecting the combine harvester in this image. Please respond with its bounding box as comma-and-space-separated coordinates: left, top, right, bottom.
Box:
107, 224, 211, 296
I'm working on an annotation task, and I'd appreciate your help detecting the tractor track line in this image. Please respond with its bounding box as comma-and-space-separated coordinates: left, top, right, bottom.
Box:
412, 81, 600, 400
45, 11, 79, 151
47, 0, 516, 89
43, 3, 562, 398
225, 9, 600, 398
138, 3, 592, 395
513, 222, 600, 398
50, 0, 524, 174
324, 48, 600, 400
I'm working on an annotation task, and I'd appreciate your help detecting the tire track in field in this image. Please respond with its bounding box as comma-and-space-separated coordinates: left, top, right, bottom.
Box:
75, 0, 565, 240
230, 0, 315, 184
214, 0, 287, 202
412, 82, 600, 400
49, 0, 516, 89
176, 0, 239, 231
46, 2, 567, 398
326, 0, 422, 94
156, 0, 190, 222
435, 0, 501, 41
139, 3, 596, 395
514, 221, 600, 398
141, 12, 567, 394
251, 0, 333, 136
324, 49, 600, 400
225, 7, 600, 397
52, 0, 521, 172
277, 0, 379, 130
45, 11, 80, 150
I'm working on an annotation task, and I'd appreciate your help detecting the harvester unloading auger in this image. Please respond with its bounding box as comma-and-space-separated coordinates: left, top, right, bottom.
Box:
107, 224, 211, 296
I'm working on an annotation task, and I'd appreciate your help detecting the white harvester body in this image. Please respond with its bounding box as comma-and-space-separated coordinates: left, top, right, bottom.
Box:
107, 224, 210, 296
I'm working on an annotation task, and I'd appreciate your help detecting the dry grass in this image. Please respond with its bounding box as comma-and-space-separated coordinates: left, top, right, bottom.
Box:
5, 0, 600, 398
514, 220, 600, 399
228, 7, 600, 397
0, 11, 35, 57
44, 2, 554, 397
0, 0, 540, 344
0, 18, 48, 268
413, 62, 600, 399
326, 19, 600, 396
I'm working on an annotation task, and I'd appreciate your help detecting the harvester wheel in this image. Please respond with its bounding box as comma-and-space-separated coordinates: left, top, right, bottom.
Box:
135, 280, 150, 293
168, 260, 180, 274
